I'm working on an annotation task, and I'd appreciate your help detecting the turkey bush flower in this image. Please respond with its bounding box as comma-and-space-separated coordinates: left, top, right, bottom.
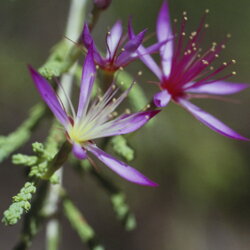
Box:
82, 20, 165, 73
134, 1, 249, 140
29, 46, 159, 186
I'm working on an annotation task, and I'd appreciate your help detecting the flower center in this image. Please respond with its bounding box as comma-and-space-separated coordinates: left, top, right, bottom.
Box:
67, 123, 93, 144
161, 78, 185, 100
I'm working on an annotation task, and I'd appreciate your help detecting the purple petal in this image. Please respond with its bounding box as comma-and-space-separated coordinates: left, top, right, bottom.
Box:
87, 144, 158, 186
179, 98, 249, 140
128, 20, 162, 79
154, 90, 171, 107
72, 143, 87, 160
28, 66, 69, 127
76, 45, 96, 118
186, 81, 250, 95
106, 20, 123, 59
82, 24, 104, 65
97, 110, 161, 138
116, 29, 146, 66
157, 1, 173, 76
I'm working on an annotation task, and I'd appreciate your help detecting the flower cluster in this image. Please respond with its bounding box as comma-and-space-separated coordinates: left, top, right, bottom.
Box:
29, 1, 248, 187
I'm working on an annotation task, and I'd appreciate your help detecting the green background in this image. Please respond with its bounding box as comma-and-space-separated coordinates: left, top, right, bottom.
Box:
1, 0, 250, 249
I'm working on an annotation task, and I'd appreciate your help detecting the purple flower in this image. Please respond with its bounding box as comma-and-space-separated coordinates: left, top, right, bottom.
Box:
133, 1, 249, 140
29, 46, 159, 186
82, 21, 164, 73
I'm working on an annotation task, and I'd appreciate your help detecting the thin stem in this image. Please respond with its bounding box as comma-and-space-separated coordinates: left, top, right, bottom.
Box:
45, 0, 88, 249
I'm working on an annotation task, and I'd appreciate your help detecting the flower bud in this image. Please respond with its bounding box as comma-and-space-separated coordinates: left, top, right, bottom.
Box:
94, 0, 112, 9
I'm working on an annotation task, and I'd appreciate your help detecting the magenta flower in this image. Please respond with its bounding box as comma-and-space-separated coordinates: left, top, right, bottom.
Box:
82, 21, 164, 73
29, 46, 159, 186
133, 1, 249, 140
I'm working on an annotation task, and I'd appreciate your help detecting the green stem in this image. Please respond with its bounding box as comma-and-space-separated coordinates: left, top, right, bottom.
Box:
62, 191, 104, 250
77, 160, 137, 231
0, 104, 45, 163
13, 181, 50, 250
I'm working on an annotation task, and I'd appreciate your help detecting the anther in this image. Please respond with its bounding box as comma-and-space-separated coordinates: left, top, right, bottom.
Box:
210, 66, 214, 70
183, 11, 187, 16
121, 48, 125, 52
227, 33, 232, 38
145, 115, 150, 119
107, 31, 111, 35
120, 81, 124, 85
112, 98, 117, 102
232, 71, 237, 75
184, 16, 188, 21
96, 65, 100, 69
205, 9, 210, 13
215, 54, 219, 58
232, 59, 236, 64
138, 71, 143, 76
125, 108, 131, 114
191, 31, 197, 36
112, 84, 116, 90
173, 18, 178, 23
202, 60, 209, 65
182, 32, 186, 36
221, 44, 226, 49
119, 67, 124, 71
223, 62, 227, 66
204, 23, 209, 28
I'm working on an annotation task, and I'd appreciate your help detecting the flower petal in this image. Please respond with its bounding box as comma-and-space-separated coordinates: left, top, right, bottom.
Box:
72, 143, 87, 160
128, 20, 162, 79
87, 144, 158, 186
154, 90, 171, 107
186, 81, 250, 95
157, 1, 173, 76
179, 98, 249, 140
115, 29, 146, 66
28, 66, 69, 127
106, 20, 123, 59
92, 110, 161, 138
76, 45, 96, 119
82, 24, 104, 65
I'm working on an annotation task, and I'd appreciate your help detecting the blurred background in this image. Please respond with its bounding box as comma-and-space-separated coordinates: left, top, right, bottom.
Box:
1, 0, 250, 249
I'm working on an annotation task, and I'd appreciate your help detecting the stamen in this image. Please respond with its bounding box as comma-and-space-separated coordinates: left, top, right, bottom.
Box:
232, 71, 237, 75
125, 108, 131, 114
205, 9, 210, 14
138, 71, 143, 76
232, 59, 236, 64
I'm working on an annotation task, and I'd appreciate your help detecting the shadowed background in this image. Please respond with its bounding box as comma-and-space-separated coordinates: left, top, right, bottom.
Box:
1, 0, 250, 249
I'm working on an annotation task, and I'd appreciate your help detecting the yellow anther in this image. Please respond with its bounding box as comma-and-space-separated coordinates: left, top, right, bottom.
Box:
202, 60, 209, 65
232, 71, 237, 75
125, 108, 131, 114
138, 71, 143, 76
232, 59, 236, 64
205, 9, 210, 13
